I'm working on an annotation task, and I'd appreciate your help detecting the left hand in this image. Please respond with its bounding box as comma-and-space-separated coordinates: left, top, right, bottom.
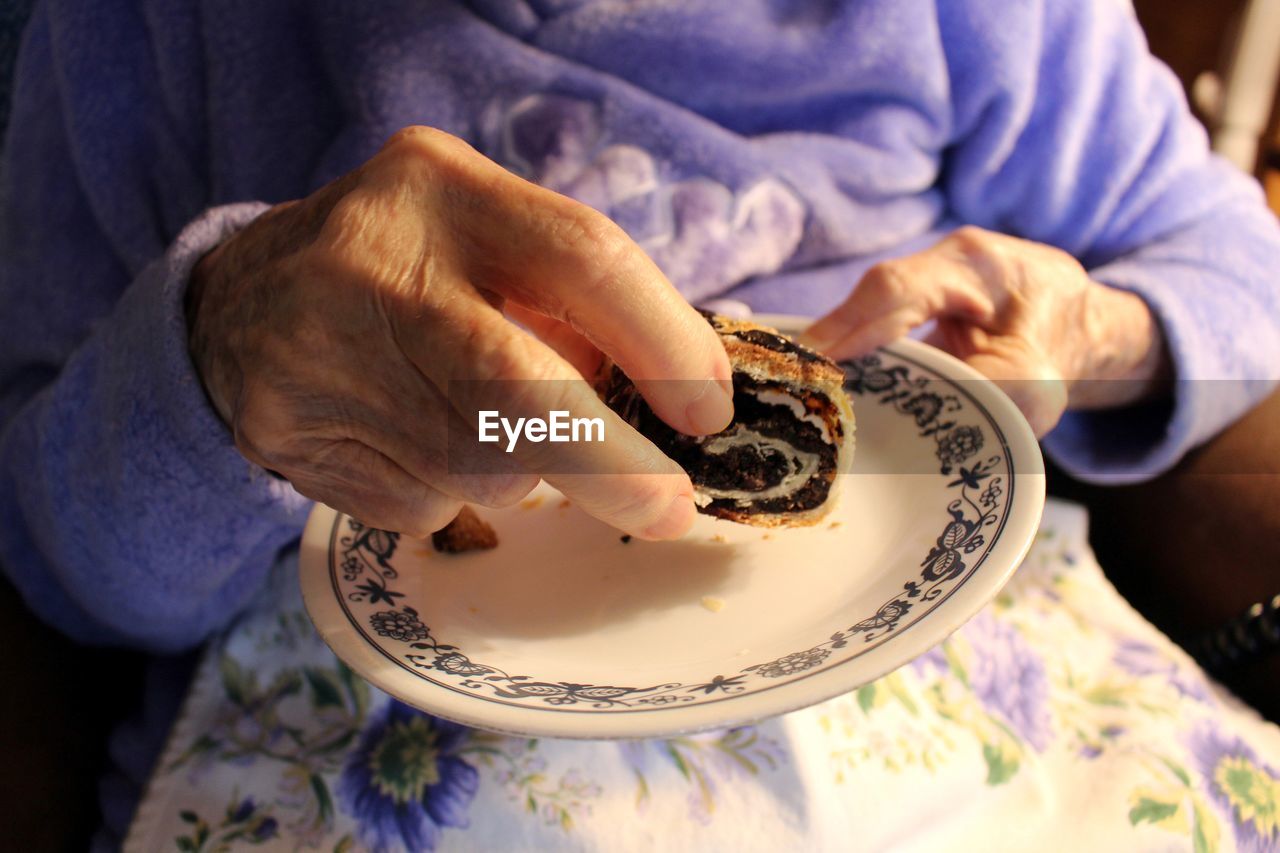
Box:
799, 226, 1170, 437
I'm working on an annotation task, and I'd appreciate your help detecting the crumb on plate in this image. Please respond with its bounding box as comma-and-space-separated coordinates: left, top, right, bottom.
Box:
520, 495, 545, 510
620, 534, 632, 544
558, 498, 571, 509
710, 533, 727, 543
828, 521, 843, 529
701, 595, 726, 613
432, 506, 499, 553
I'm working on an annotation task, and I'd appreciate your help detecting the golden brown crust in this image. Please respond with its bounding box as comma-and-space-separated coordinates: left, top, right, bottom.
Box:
431, 506, 499, 553
710, 316, 846, 388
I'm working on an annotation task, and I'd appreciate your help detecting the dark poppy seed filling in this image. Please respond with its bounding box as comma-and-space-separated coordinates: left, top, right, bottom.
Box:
600, 368, 841, 520
695, 308, 827, 365
599, 313, 854, 527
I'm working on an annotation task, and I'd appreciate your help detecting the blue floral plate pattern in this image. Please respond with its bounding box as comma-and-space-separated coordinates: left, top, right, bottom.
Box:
300, 318, 1045, 738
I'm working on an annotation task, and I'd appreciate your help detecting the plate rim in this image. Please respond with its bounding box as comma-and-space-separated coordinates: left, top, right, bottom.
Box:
300, 319, 1045, 738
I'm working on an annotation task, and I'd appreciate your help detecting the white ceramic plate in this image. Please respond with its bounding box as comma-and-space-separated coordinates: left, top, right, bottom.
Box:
299, 315, 1045, 739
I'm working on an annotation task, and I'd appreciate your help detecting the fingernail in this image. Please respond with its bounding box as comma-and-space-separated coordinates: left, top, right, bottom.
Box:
639, 493, 696, 540
685, 377, 734, 435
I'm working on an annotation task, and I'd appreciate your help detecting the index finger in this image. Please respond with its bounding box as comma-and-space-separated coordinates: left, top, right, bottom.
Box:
395, 128, 735, 437
799, 252, 994, 359
408, 294, 699, 540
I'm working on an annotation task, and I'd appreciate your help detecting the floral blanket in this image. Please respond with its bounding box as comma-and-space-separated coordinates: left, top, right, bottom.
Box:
124, 499, 1280, 852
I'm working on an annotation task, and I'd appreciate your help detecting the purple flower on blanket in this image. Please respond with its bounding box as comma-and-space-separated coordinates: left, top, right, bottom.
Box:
961, 612, 1052, 751
1112, 639, 1212, 702
909, 642, 950, 677
173, 796, 279, 850
229, 797, 256, 823
338, 701, 479, 852
619, 726, 785, 823
1078, 726, 1125, 761
252, 817, 279, 842
1187, 723, 1280, 853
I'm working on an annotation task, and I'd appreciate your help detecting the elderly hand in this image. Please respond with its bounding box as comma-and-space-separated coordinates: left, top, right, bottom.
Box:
186, 126, 734, 540
800, 227, 1170, 436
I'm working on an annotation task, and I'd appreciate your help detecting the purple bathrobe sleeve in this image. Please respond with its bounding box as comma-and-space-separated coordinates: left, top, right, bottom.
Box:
936, 0, 1280, 482
0, 7, 310, 652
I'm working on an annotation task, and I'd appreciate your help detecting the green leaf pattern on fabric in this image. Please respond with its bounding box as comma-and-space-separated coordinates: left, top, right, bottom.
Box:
130, 505, 1280, 851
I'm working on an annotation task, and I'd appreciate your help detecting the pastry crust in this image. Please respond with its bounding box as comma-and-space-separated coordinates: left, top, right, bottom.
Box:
599, 313, 855, 528
432, 506, 499, 553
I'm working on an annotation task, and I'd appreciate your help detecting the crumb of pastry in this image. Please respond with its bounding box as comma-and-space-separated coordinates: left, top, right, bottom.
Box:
762, 533, 773, 540
620, 534, 632, 544
467, 605, 479, 615
432, 506, 499, 553
701, 596, 726, 613
711, 533, 727, 543
520, 495, 544, 510
558, 498, 571, 509
828, 521, 842, 529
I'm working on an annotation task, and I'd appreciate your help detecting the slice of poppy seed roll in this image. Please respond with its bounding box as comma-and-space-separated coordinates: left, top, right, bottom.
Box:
598, 313, 855, 527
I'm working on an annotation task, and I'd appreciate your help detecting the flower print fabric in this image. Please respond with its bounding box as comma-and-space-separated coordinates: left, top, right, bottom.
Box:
126, 499, 1280, 851
953, 611, 1054, 752
339, 702, 479, 852
1187, 725, 1280, 853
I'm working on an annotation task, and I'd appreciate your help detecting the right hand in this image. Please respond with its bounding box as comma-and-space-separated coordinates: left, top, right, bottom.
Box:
186, 126, 733, 540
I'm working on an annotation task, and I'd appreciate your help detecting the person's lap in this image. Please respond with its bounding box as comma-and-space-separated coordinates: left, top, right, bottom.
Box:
2, 386, 1276, 847
120, 497, 1280, 851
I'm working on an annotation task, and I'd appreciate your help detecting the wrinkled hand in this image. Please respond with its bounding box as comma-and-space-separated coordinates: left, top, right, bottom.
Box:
801, 227, 1170, 436
187, 126, 734, 539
